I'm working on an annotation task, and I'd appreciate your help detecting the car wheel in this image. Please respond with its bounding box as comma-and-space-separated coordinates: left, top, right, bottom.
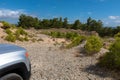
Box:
0, 73, 23, 80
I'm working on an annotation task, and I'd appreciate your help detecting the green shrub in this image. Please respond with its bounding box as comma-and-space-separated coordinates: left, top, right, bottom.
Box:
57, 32, 65, 38
42, 31, 81, 40
14, 28, 28, 41
15, 30, 20, 39
5, 27, 29, 42
66, 32, 79, 40
16, 36, 29, 42
115, 32, 120, 38
5, 34, 16, 42
2, 21, 11, 29
50, 32, 57, 38
84, 36, 103, 55
11, 24, 16, 29
5, 29, 12, 34
16, 27, 28, 35
66, 32, 73, 39
98, 38, 120, 70
18, 37, 24, 42
66, 36, 84, 48
50, 32, 63, 38
42, 31, 86, 48
48, 31, 79, 40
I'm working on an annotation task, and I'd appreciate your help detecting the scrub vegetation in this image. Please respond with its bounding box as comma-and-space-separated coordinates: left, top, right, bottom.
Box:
1, 14, 120, 73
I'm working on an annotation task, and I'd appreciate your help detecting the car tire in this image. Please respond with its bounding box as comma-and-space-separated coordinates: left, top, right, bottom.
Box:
0, 73, 23, 80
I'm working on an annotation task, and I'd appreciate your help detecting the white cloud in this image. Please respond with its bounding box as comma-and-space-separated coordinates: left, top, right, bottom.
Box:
108, 16, 120, 20
103, 16, 120, 26
0, 9, 25, 18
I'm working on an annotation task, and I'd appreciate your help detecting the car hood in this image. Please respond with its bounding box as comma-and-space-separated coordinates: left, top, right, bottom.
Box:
0, 44, 26, 54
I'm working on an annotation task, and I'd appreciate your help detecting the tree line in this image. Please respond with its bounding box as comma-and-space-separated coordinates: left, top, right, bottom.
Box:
18, 14, 120, 37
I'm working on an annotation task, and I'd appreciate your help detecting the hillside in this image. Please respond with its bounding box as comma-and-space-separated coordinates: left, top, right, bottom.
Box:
0, 27, 119, 80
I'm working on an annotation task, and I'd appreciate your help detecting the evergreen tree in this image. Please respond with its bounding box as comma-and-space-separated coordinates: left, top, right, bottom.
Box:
63, 17, 68, 28
71, 20, 81, 29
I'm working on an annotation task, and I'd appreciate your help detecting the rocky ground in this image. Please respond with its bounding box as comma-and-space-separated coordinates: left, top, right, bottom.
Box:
0, 31, 119, 80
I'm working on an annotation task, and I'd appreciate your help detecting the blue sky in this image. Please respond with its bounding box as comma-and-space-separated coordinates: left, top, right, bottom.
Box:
0, 0, 120, 27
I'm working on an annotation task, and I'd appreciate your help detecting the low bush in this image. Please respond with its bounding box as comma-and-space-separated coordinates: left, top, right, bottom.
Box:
43, 31, 80, 40
50, 32, 59, 38
16, 27, 28, 35
5, 34, 16, 42
5, 27, 29, 42
17, 37, 24, 42
14, 30, 20, 39
66, 36, 83, 48
50, 31, 65, 38
1, 21, 11, 29
5, 29, 12, 34
84, 36, 103, 55
98, 38, 120, 70
42, 31, 87, 48
66, 32, 79, 40
115, 32, 120, 38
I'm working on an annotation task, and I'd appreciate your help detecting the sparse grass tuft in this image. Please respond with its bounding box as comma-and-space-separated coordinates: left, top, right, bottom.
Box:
5, 27, 29, 42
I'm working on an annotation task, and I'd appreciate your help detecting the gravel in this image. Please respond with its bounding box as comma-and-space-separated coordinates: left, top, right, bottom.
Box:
0, 34, 117, 80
